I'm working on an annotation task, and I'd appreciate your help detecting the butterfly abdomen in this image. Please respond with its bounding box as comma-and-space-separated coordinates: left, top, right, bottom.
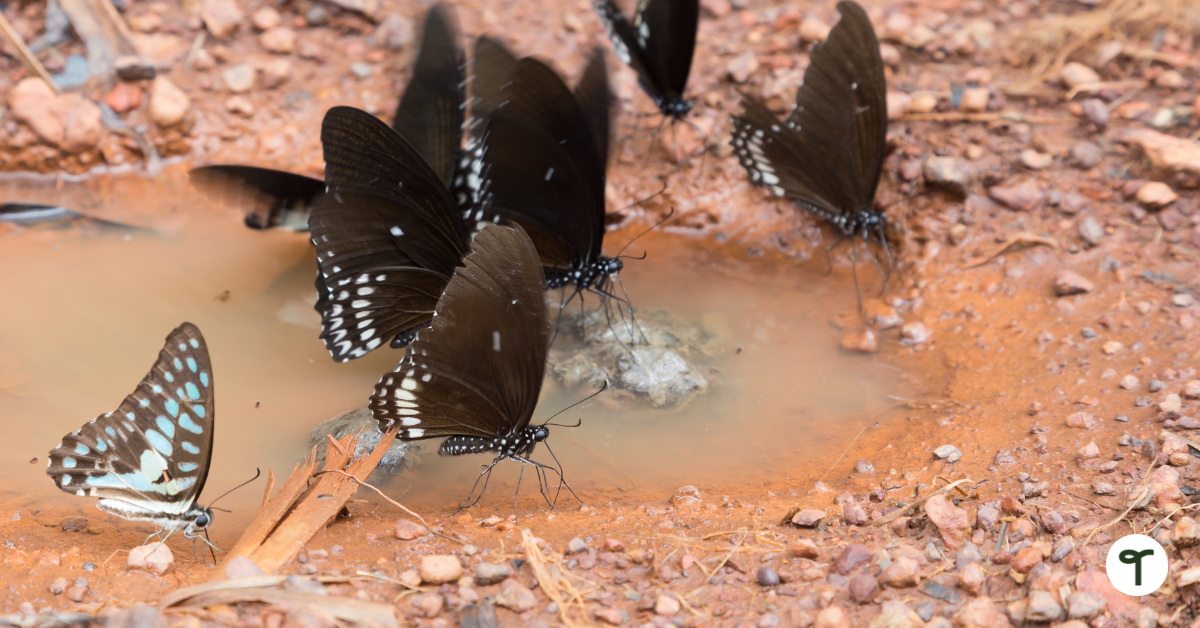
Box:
439, 436, 495, 456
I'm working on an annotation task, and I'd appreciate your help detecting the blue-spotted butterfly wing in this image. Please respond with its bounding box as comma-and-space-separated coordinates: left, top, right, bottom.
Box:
370, 223, 549, 442
46, 323, 214, 521
477, 59, 608, 274
595, 0, 697, 114
311, 106, 470, 361
392, 2, 465, 190
731, 1, 886, 225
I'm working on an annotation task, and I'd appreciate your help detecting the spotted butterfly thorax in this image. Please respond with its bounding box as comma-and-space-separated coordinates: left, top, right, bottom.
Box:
45, 323, 216, 537
594, 0, 698, 119
730, 1, 888, 244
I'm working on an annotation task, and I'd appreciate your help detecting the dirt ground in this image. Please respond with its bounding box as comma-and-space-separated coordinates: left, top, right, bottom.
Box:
4, 0, 1200, 626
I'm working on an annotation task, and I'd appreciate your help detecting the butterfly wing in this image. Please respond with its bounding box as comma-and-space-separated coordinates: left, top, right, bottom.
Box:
732, 1, 886, 220
574, 47, 612, 168
47, 323, 214, 516
478, 58, 607, 271
392, 3, 465, 189
188, 165, 326, 229
312, 106, 469, 360
371, 223, 549, 441
634, 0, 698, 102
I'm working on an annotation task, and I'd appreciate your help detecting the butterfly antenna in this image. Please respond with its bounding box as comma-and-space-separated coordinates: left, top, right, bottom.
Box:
643, 115, 671, 167
823, 232, 850, 277
616, 207, 675, 259
539, 380, 608, 427
204, 468, 262, 510
618, 179, 668, 212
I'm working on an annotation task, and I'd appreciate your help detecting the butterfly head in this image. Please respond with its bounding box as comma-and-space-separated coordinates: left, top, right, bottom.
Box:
663, 98, 693, 119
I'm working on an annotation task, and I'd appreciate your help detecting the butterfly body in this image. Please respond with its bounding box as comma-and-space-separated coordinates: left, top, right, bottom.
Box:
439, 426, 548, 457
544, 257, 623, 291
46, 323, 216, 539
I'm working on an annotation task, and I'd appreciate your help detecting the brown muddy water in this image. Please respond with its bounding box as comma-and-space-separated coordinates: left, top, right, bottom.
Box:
0, 167, 914, 544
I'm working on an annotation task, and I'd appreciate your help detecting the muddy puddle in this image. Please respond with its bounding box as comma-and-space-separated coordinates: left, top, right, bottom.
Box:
0, 167, 917, 542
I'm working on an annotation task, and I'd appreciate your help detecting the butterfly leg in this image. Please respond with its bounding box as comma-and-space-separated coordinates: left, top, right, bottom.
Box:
849, 236, 864, 313
862, 227, 892, 303
144, 528, 173, 546
823, 232, 851, 277
877, 223, 905, 295
453, 456, 503, 515
512, 460, 526, 522
548, 287, 571, 350
185, 529, 224, 561
643, 115, 671, 167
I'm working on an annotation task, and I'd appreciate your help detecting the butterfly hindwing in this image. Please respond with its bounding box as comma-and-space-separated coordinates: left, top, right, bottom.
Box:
47, 323, 214, 517
370, 223, 550, 442
595, 0, 697, 114
392, 2, 465, 189
574, 47, 612, 168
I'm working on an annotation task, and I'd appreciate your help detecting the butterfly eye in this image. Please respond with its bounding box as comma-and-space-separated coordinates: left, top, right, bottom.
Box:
195, 513, 211, 528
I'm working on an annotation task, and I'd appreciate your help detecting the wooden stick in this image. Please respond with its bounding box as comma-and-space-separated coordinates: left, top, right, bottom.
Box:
210, 452, 317, 581
262, 469, 277, 507
249, 431, 397, 574
0, 12, 61, 93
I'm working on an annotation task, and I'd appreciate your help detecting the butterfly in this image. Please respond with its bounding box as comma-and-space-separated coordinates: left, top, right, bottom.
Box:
730, 1, 889, 275
594, 0, 698, 120
475, 53, 625, 314
46, 323, 217, 544
370, 223, 582, 510
310, 106, 471, 361
188, 2, 468, 229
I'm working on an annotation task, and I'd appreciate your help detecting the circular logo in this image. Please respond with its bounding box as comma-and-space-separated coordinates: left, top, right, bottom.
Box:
1105, 534, 1168, 596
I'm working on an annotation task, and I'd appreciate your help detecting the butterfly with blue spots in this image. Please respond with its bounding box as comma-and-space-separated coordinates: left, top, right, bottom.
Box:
46, 322, 217, 541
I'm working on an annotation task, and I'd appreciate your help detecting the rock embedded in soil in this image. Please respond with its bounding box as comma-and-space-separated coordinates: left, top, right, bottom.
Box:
848, 574, 878, 602
394, 519, 424, 540
854, 459, 875, 474
791, 509, 825, 527
756, 566, 780, 586
1172, 517, 1200, 547
1060, 62, 1101, 88
251, 6, 280, 30
900, 322, 931, 345
654, 594, 680, 616
202, 0, 245, 39
922, 157, 971, 196
222, 63, 255, 93
671, 485, 702, 507
1079, 217, 1104, 247
1054, 271, 1094, 296
960, 87, 988, 113
1079, 101, 1108, 128
566, 537, 588, 554
831, 544, 873, 576
594, 607, 626, 625
149, 76, 190, 127
128, 542, 173, 575
1011, 546, 1043, 573
49, 577, 68, 595
493, 578, 536, 612
475, 562, 513, 586
792, 538, 819, 559
815, 605, 850, 628
1019, 149, 1053, 170
1027, 590, 1064, 622
1066, 591, 1106, 620
418, 555, 463, 584
840, 329, 877, 353
1137, 181, 1177, 208
932, 444, 961, 462
988, 180, 1044, 212
879, 557, 919, 588
924, 494, 969, 550
260, 27, 296, 54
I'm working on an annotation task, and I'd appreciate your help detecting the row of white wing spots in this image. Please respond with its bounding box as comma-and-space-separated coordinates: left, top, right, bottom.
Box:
731, 123, 785, 197
328, 273, 387, 360
595, 2, 632, 65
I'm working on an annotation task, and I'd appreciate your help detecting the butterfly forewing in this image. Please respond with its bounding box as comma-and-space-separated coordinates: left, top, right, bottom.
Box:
478, 59, 607, 270
574, 47, 612, 168
732, 1, 886, 226
636, 0, 698, 101
47, 323, 214, 517
392, 2, 465, 189
370, 224, 549, 442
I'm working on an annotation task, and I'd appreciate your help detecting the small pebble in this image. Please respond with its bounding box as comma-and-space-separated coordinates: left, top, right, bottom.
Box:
756, 567, 780, 586
351, 62, 373, 79
932, 445, 962, 463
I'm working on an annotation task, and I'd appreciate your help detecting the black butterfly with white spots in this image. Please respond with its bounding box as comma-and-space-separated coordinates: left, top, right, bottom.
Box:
594, 0, 698, 120
370, 223, 580, 509
731, 1, 888, 255
46, 323, 216, 541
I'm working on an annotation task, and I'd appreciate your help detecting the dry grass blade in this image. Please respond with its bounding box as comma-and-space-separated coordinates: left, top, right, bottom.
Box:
161, 575, 350, 609
963, 233, 1059, 269
320, 470, 447, 543
521, 529, 594, 628
0, 13, 60, 93
868, 478, 977, 527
